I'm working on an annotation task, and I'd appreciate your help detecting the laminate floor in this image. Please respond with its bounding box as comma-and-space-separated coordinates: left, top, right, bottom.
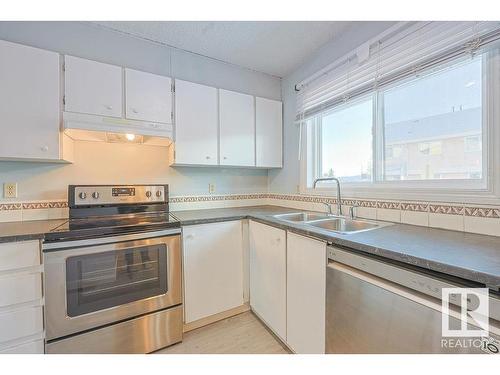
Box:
156, 311, 290, 354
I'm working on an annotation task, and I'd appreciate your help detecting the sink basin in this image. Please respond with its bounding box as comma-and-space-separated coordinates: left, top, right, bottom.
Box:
273, 212, 330, 222
306, 218, 384, 234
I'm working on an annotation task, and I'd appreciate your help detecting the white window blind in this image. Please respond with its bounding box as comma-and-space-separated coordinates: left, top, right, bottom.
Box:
295, 21, 500, 121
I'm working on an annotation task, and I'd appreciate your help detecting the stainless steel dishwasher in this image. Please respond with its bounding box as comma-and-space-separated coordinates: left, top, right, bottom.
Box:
326, 246, 500, 354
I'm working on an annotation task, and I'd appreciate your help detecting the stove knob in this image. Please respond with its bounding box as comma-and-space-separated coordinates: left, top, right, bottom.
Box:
146, 191, 152, 198
156, 190, 162, 198
92, 192, 100, 199
78, 192, 87, 200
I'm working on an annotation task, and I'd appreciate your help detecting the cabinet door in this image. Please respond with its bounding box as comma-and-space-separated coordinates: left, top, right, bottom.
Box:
65, 55, 122, 117
0, 40, 60, 160
287, 232, 326, 353
174, 80, 218, 165
183, 221, 244, 323
256, 97, 282, 168
125, 68, 172, 123
249, 221, 286, 340
219, 89, 255, 166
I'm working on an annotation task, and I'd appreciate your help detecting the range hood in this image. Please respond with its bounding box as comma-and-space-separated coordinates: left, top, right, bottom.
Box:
63, 111, 173, 147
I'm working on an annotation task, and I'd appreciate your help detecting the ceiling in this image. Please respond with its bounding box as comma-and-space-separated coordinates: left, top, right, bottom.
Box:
93, 21, 352, 77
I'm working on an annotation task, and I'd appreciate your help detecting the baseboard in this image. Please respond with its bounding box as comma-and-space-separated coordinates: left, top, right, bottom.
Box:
183, 303, 251, 333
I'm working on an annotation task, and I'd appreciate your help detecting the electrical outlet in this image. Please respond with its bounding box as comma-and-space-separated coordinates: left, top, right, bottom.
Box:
208, 183, 216, 194
3, 182, 18, 198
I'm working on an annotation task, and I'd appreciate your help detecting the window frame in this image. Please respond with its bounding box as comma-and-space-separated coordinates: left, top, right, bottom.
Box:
299, 50, 500, 205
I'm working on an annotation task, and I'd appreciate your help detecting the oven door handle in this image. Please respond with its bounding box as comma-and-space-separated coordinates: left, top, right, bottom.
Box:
43, 228, 181, 251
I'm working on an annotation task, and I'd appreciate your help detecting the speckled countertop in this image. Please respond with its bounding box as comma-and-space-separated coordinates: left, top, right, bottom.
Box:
0, 219, 66, 244
1, 205, 499, 288
173, 205, 500, 288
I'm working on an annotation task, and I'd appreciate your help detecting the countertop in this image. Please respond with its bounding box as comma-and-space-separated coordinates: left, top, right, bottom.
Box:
173, 205, 500, 288
0, 219, 67, 244
1, 205, 499, 288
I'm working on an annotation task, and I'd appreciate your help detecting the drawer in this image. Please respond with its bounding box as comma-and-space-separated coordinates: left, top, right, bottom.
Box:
0, 272, 42, 307
0, 306, 43, 343
0, 339, 44, 354
0, 241, 40, 272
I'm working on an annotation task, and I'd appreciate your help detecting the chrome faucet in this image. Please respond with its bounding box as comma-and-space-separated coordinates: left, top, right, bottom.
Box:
313, 177, 342, 216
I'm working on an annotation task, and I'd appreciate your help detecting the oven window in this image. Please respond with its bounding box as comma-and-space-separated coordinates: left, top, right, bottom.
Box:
66, 244, 168, 317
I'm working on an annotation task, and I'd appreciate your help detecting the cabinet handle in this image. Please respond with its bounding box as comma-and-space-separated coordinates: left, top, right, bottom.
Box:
131, 108, 139, 114
206, 156, 211, 159
41, 146, 49, 152
185, 234, 195, 240
104, 105, 113, 110
223, 156, 227, 160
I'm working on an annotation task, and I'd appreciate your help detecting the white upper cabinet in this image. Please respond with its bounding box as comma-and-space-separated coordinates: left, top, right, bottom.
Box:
64, 55, 122, 118
0, 40, 61, 160
125, 68, 172, 124
256, 97, 282, 168
174, 80, 218, 165
219, 89, 255, 166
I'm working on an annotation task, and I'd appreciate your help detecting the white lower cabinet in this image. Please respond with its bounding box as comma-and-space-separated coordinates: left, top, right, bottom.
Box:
0, 240, 44, 354
249, 221, 327, 353
249, 221, 287, 340
286, 232, 326, 354
183, 221, 244, 323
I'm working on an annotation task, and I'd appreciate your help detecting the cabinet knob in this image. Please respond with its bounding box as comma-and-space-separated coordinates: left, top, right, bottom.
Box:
206, 156, 211, 159
186, 234, 195, 240
41, 146, 49, 152
223, 156, 227, 160
104, 105, 113, 110
131, 108, 138, 114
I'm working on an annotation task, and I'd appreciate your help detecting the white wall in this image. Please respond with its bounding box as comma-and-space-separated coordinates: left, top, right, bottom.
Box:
268, 21, 396, 193
0, 21, 280, 201
0, 141, 268, 201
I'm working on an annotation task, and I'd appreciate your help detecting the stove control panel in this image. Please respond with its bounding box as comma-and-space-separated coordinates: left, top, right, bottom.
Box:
70, 185, 167, 206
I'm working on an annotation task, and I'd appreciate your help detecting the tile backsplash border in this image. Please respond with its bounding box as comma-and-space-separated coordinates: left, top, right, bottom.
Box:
1, 193, 499, 236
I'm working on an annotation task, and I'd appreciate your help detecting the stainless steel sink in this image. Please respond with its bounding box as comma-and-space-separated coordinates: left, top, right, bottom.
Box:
272, 211, 392, 234
306, 218, 381, 234
273, 212, 330, 222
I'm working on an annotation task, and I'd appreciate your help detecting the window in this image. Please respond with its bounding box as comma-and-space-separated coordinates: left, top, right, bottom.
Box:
382, 58, 482, 181
319, 98, 373, 182
302, 53, 495, 199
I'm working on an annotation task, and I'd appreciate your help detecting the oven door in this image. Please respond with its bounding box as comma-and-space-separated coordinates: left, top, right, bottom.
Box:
43, 229, 181, 341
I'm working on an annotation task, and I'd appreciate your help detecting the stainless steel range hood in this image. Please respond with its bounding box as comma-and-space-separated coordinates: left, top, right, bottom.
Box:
63, 111, 173, 147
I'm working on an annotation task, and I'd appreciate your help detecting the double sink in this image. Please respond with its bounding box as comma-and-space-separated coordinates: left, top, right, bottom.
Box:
272, 212, 392, 235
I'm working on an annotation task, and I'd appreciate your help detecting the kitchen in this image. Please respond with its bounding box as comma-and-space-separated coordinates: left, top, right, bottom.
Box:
0, 1, 499, 373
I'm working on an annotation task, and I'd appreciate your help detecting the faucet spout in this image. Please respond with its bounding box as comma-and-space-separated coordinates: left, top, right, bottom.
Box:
313, 177, 342, 216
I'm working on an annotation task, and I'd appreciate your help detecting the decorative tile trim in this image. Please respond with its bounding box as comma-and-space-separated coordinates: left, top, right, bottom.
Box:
169, 194, 268, 203
0, 201, 67, 211
376, 201, 401, 210
1, 195, 499, 219
0, 203, 22, 211
401, 202, 429, 212
429, 204, 464, 216
464, 207, 500, 218
22, 201, 68, 209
